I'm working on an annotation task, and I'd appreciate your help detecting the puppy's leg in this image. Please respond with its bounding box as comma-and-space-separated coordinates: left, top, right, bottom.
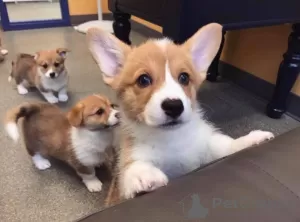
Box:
32, 153, 51, 170
58, 87, 68, 102
209, 130, 274, 159
17, 83, 28, 95
105, 176, 123, 207
120, 161, 168, 200
76, 166, 103, 192
1, 49, 8, 55
41, 91, 58, 104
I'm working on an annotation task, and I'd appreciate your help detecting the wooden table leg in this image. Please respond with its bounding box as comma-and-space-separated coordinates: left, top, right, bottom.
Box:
266, 23, 300, 119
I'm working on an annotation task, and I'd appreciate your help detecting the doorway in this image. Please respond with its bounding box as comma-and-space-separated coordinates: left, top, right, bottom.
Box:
0, 0, 70, 31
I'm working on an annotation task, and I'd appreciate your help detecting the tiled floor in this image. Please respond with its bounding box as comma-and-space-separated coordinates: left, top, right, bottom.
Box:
0, 27, 299, 222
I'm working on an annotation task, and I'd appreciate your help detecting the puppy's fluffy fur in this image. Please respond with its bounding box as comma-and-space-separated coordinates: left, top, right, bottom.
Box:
4, 95, 119, 192
87, 24, 274, 205
9, 48, 69, 104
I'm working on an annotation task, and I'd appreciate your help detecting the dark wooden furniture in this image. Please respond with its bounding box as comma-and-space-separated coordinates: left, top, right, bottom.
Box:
108, 0, 300, 119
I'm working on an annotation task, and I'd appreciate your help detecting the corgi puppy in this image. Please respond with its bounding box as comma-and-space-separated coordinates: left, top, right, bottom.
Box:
4, 94, 119, 192
9, 48, 69, 104
87, 24, 274, 205
0, 36, 8, 62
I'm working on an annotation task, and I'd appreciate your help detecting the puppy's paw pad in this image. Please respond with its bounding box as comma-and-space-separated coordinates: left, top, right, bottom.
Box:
123, 165, 168, 199
58, 94, 68, 102
85, 179, 102, 192
248, 130, 274, 145
46, 97, 59, 104
34, 158, 51, 170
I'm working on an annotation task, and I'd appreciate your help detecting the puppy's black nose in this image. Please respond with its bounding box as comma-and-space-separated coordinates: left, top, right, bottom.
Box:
49, 72, 55, 78
161, 99, 184, 119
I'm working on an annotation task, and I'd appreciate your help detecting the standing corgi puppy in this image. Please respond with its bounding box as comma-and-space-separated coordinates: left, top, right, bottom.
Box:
4, 95, 119, 192
87, 24, 274, 205
9, 48, 70, 104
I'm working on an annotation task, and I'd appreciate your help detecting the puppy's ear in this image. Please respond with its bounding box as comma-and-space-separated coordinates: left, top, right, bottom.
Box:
56, 48, 70, 58
34, 52, 40, 60
67, 103, 84, 127
183, 23, 222, 79
87, 28, 131, 86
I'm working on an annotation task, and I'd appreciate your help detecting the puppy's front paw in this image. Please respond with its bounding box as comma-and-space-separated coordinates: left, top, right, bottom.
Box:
58, 94, 68, 102
46, 96, 59, 104
32, 154, 51, 170
84, 179, 103, 192
1, 49, 8, 55
248, 130, 274, 145
17, 85, 28, 95
122, 162, 168, 199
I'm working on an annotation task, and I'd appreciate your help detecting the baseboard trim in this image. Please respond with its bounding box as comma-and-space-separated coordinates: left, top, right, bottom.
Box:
219, 61, 300, 120
70, 14, 98, 25
71, 13, 162, 38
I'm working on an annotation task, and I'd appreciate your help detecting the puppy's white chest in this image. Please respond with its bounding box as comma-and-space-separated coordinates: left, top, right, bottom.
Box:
40, 73, 68, 91
71, 128, 112, 167
131, 122, 213, 178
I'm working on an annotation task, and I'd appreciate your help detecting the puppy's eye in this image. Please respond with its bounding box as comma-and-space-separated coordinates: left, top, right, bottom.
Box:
96, 108, 104, 115
178, 72, 190, 86
42, 63, 48, 69
137, 74, 152, 88
54, 62, 60, 67
111, 104, 118, 109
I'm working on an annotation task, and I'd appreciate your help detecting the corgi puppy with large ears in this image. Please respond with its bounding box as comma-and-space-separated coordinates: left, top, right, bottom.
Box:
87, 24, 274, 206
9, 48, 70, 104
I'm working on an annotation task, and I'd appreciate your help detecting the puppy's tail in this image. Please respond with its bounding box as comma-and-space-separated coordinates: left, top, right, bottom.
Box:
4, 103, 40, 142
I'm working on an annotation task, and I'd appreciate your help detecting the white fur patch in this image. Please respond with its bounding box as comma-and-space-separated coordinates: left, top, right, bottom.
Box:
39, 69, 68, 92
155, 38, 171, 52
122, 112, 274, 182
144, 62, 192, 126
44, 68, 57, 78
58, 88, 68, 102
5, 122, 19, 142
1, 49, 8, 55
108, 109, 119, 125
79, 173, 103, 192
32, 154, 51, 170
17, 84, 28, 95
41, 92, 58, 104
120, 161, 168, 199
8, 76, 12, 82
71, 127, 113, 167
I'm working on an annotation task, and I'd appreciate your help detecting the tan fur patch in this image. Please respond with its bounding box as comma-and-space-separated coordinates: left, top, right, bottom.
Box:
67, 94, 114, 128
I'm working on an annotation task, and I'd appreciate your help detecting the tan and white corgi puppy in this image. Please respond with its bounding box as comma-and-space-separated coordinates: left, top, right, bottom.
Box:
87, 24, 274, 205
9, 48, 70, 104
4, 94, 119, 192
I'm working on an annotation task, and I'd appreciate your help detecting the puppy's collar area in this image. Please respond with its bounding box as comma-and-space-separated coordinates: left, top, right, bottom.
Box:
85, 122, 119, 131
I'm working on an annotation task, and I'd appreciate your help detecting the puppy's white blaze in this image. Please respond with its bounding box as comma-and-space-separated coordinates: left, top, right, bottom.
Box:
5, 122, 19, 142
144, 62, 192, 126
108, 109, 119, 125
8, 76, 12, 82
45, 68, 54, 78
155, 38, 171, 52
